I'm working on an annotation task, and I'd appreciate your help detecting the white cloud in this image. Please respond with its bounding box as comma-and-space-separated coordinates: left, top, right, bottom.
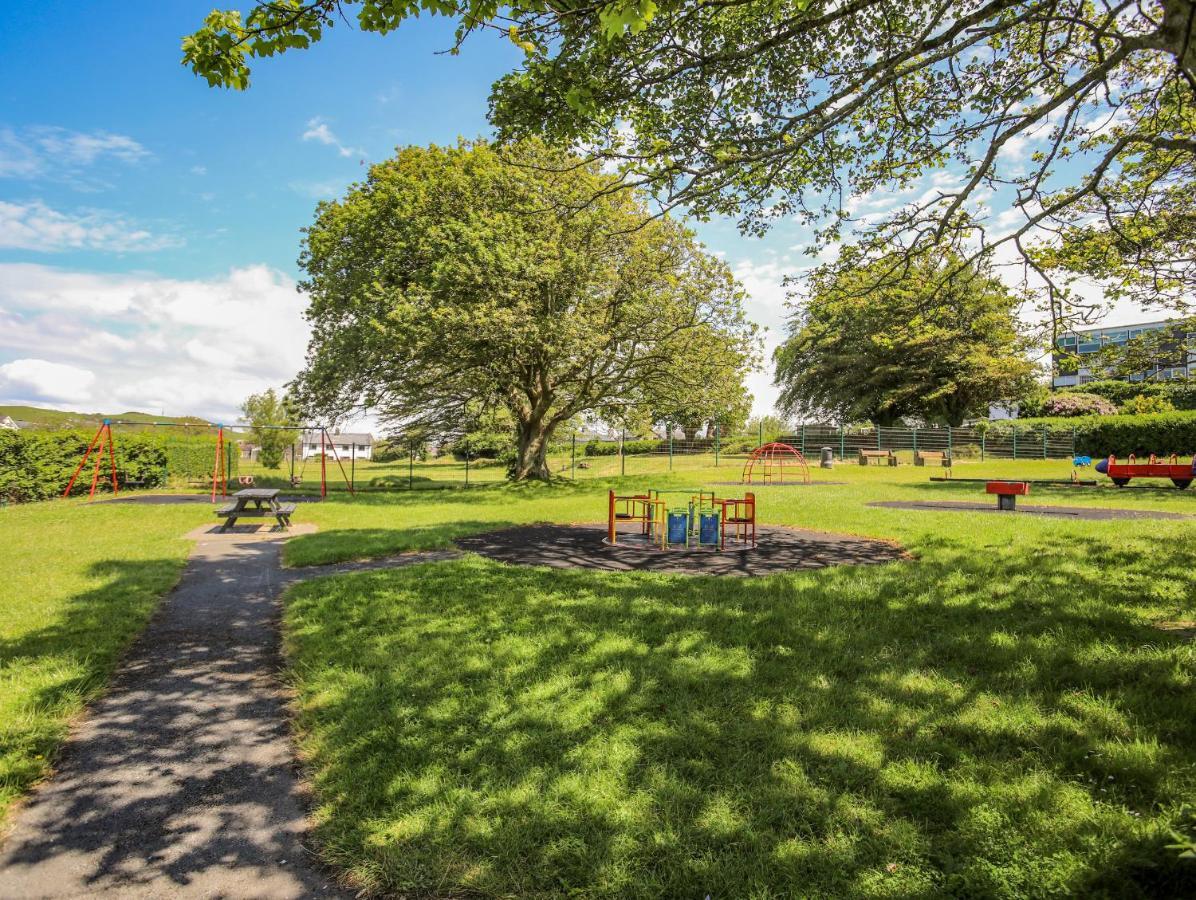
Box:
0, 263, 312, 422
190, 165, 207, 176
302, 117, 360, 158
0, 200, 180, 252
288, 178, 346, 200
0, 126, 149, 180
0, 358, 97, 403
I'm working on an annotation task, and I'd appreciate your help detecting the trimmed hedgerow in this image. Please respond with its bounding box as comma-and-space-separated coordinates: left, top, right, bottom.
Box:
994, 411, 1196, 457
0, 429, 234, 504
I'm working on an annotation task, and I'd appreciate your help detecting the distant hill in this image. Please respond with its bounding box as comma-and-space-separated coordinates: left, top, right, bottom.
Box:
0, 405, 211, 431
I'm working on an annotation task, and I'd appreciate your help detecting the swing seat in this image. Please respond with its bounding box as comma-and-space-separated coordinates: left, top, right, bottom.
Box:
238, 475, 255, 486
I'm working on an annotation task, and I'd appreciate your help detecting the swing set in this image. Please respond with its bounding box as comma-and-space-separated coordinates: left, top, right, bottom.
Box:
62, 419, 356, 501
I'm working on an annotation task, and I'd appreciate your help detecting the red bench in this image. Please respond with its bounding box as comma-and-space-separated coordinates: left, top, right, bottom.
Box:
986, 480, 1030, 511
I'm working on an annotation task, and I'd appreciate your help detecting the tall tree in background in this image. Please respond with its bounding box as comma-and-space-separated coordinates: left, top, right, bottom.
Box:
774, 251, 1037, 426
185, 2, 1196, 327
292, 139, 758, 481
241, 388, 300, 468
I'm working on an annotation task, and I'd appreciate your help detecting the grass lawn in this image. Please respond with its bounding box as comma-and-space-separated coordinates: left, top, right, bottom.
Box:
281, 461, 1196, 897
0, 499, 207, 829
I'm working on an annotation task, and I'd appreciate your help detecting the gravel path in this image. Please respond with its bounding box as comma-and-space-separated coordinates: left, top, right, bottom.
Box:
0, 528, 456, 899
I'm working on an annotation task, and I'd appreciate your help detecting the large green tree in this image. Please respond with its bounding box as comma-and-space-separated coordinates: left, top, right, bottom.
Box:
292, 139, 757, 481
774, 251, 1037, 426
240, 388, 300, 468
185, 2, 1196, 325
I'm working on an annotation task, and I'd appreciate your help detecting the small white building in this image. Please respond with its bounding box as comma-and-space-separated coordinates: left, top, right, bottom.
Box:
299, 430, 374, 460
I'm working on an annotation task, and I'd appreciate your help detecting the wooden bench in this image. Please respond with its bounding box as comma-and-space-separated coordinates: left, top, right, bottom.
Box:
215, 502, 296, 531
858, 449, 897, 466
914, 450, 952, 467
986, 480, 1030, 511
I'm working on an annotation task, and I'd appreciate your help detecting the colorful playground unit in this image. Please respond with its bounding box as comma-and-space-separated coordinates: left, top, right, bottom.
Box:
1095, 453, 1196, 489
607, 488, 757, 551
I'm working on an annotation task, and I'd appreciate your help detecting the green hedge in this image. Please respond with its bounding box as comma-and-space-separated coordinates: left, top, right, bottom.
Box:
990, 411, 1196, 457
584, 438, 664, 457
0, 429, 235, 504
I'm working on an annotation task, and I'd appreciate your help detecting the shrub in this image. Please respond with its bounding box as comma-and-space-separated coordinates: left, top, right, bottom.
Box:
1163, 380, 1196, 411
1121, 395, 1175, 415
1062, 379, 1159, 405
1041, 393, 1117, 417
0, 429, 233, 504
1077, 412, 1196, 458
583, 438, 663, 456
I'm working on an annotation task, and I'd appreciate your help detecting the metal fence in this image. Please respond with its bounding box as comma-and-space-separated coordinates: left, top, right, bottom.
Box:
572, 423, 1080, 466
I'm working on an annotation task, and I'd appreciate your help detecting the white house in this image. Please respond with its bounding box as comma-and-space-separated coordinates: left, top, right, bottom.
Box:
299, 430, 374, 460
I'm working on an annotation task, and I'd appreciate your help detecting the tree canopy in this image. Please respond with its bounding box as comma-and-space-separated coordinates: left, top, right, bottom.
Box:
291, 139, 757, 480
774, 250, 1038, 427
185, 2, 1196, 324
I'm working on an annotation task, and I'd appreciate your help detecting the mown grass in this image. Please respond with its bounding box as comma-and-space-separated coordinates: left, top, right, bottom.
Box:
282, 461, 1196, 897
0, 499, 207, 829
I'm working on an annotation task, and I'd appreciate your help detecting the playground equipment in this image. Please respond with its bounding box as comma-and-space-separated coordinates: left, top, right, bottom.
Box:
61, 420, 356, 501
1095, 454, 1195, 489
62, 420, 120, 501
607, 488, 757, 550
741, 442, 810, 485
987, 480, 1030, 510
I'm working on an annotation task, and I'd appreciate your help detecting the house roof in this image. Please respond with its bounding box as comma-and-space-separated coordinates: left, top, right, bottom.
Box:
300, 430, 374, 444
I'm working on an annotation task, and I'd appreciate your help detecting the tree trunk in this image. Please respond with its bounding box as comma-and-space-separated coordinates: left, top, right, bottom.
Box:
511, 417, 553, 481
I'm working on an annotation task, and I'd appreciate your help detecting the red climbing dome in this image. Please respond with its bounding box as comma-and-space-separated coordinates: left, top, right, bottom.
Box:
741, 442, 810, 485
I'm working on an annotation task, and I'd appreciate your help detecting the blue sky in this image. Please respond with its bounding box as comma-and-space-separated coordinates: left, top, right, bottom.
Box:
0, 3, 1149, 426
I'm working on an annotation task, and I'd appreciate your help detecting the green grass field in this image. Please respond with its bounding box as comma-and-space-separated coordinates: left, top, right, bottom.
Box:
277, 460, 1196, 897
3, 460, 1195, 895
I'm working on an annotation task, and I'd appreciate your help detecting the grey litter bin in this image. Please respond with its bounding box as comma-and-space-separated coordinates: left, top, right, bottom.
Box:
820, 446, 834, 468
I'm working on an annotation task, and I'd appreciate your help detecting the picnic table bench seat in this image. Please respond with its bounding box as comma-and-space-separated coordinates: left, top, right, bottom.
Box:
214, 489, 296, 531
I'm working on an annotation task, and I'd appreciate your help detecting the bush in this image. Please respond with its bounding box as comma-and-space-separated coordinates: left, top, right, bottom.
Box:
0, 429, 234, 504
1041, 393, 1118, 417
1077, 412, 1196, 458
584, 438, 663, 457
1061, 380, 1159, 405
1163, 380, 1196, 411
445, 431, 510, 460
1121, 395, 1175, 415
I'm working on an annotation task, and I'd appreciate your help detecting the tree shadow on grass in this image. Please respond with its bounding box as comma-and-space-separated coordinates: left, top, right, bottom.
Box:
283, 521, 517, 567
285, 533, 1196, 898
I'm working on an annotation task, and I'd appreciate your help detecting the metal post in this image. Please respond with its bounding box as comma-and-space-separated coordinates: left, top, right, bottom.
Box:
877, 428, 882, 450
620, 429, 625, 476
669, 431, 673, 471
1012, 427, 1018, 460
947, 427, 953, 457
290, 442, 295, 484
351, 442, 356, 490
465, 452, 470, 486
714, 425, 720, 467
758, 421, 764, 447
800, 424, 806, 456
912, 428, 917, 453
1072, 426, 1077, 458
839, 426, 845, 461
409, 445, 414, 489
981, 431, 986, 461
571, 433, 576, 480
1042, 428, 1048, 459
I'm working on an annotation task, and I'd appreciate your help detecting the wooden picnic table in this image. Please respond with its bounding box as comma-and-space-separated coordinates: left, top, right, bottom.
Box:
215, 488, 296, 532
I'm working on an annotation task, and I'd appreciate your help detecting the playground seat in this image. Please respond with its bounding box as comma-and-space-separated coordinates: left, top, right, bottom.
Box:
986, 480, 1030, 511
